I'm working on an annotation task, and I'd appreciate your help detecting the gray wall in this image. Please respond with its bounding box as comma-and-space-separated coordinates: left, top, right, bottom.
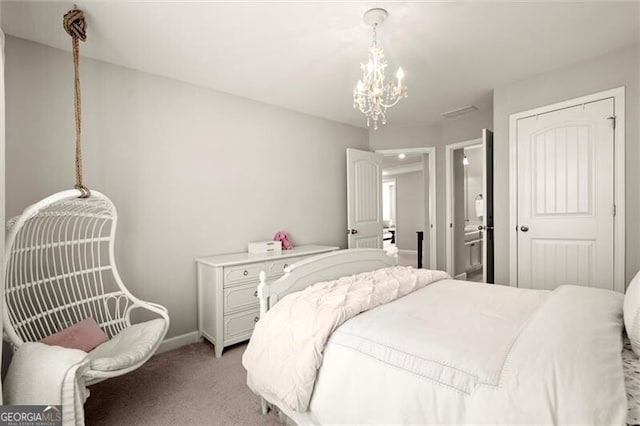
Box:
370, 110, 493, 270
4, 36, 369, 338
0, 26, 6, 388
394, 170, 425, 251
493, 44, 640, 286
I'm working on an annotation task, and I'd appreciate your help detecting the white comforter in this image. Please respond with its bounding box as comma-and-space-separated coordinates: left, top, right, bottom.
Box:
283, 280, 626, 425
242, 266, 450, 411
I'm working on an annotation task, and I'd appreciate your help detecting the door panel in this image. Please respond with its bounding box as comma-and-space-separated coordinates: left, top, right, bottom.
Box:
347, 149, 383, 249
533, 125, 592, 215
517, 98, 614, 290
530, 239, 594, 290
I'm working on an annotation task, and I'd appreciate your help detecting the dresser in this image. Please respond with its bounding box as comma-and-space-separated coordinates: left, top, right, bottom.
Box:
196, 245, 339, 357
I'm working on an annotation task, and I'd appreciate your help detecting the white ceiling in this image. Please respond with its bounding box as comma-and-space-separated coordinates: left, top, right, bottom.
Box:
2, 1, 638, 128
382, 153, 423, 169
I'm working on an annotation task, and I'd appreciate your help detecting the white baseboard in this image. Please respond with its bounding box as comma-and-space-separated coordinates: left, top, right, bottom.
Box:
455, 272, 468, 280
157, 331, 201, 354
467, 264, 482, 274
398, 249, 418, 255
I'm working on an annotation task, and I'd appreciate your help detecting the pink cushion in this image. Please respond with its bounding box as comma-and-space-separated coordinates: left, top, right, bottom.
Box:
40, 317, 109, 352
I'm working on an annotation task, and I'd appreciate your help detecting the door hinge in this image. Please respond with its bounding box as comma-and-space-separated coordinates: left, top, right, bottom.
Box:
613, 204, 617, 217
607, 116, 617, 129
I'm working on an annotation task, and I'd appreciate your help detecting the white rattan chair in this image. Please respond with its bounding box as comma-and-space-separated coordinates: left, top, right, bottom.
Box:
3, 190, 170, 385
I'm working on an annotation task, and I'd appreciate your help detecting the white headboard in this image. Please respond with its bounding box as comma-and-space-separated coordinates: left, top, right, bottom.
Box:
257, 249, 398, 316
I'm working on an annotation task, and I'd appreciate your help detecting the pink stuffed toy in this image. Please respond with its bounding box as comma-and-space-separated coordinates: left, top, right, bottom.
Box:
273, 231, 293, 250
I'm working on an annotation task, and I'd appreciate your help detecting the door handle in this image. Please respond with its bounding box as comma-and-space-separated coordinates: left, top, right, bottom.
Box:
520, 225, 529, 232
477, 225, 484, 231
347, 229, 358, 235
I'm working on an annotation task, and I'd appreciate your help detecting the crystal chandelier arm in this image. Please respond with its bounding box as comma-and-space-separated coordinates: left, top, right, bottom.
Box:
380, 97, 402, 108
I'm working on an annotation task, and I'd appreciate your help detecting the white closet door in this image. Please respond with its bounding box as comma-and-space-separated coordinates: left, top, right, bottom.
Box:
517, 98, 615, 290
346, 149, 383, 249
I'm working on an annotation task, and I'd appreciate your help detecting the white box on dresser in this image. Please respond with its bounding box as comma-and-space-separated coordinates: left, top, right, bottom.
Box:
196, 245, 339, 357
248, 240, 281, 254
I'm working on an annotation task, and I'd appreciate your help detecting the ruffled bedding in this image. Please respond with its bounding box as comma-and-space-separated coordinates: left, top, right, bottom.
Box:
245, 272, 627, 424
242, 266, 449, 411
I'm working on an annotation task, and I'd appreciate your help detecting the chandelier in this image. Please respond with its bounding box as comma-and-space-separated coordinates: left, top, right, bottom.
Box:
353, 8, 407, 130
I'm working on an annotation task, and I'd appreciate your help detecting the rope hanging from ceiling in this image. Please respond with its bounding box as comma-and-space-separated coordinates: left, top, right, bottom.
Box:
63, 8, 90, 198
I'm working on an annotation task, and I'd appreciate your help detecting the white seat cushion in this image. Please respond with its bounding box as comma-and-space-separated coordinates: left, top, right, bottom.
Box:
88, 318, 167, 372
624, 270, 640, 356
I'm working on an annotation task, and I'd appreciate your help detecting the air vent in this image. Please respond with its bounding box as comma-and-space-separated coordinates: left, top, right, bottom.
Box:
441, 105, 478, 119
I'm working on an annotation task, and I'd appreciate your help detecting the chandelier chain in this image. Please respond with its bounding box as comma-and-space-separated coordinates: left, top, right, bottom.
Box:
372, 24, 377, 47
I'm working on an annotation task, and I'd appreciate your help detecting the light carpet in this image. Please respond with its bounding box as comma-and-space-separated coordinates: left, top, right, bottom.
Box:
85, 342, 281, 425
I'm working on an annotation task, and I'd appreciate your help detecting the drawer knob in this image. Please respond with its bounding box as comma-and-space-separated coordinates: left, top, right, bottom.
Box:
254, 290, 258, 297
283, 264, 289, 269
243, 270, 248, 276
254, 316, 259, 323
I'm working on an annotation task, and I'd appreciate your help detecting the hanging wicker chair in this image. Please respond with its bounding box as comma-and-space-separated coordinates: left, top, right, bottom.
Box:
3, 189, 170, 385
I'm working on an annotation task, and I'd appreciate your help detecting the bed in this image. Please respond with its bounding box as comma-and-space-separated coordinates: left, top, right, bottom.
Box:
242, 249, 635, 425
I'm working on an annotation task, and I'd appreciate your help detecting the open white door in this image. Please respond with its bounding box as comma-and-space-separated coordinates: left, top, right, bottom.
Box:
481, 129, 494, 283
347, 148, 383, 249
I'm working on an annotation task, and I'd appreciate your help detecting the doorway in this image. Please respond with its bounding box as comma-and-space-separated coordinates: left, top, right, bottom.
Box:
509, 88, 625, 292
345, 147, 436, 269
377, 147, 436, 269
445, 130, 494, 283
381, 154, 423, 267
382, 179, 397, 253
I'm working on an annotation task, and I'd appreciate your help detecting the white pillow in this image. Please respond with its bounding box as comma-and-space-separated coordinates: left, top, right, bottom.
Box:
624, 270, 640, 355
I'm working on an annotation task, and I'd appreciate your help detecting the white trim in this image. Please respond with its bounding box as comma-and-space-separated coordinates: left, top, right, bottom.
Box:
508, 87, 626, 292
376, 147, 437, 269
445, 138, 483, 277
157, 331, 201, 354
378, 147, 435, 155
509, 114, 518, 287
398, 249, 418, 255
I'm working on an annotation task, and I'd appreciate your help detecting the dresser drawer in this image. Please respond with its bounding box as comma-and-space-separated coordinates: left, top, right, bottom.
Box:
197, 245, 338, 357
266, 255, 309, 278
224, 282, 260, 313
223, 263, 265, 285
224, 309, 260, 343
